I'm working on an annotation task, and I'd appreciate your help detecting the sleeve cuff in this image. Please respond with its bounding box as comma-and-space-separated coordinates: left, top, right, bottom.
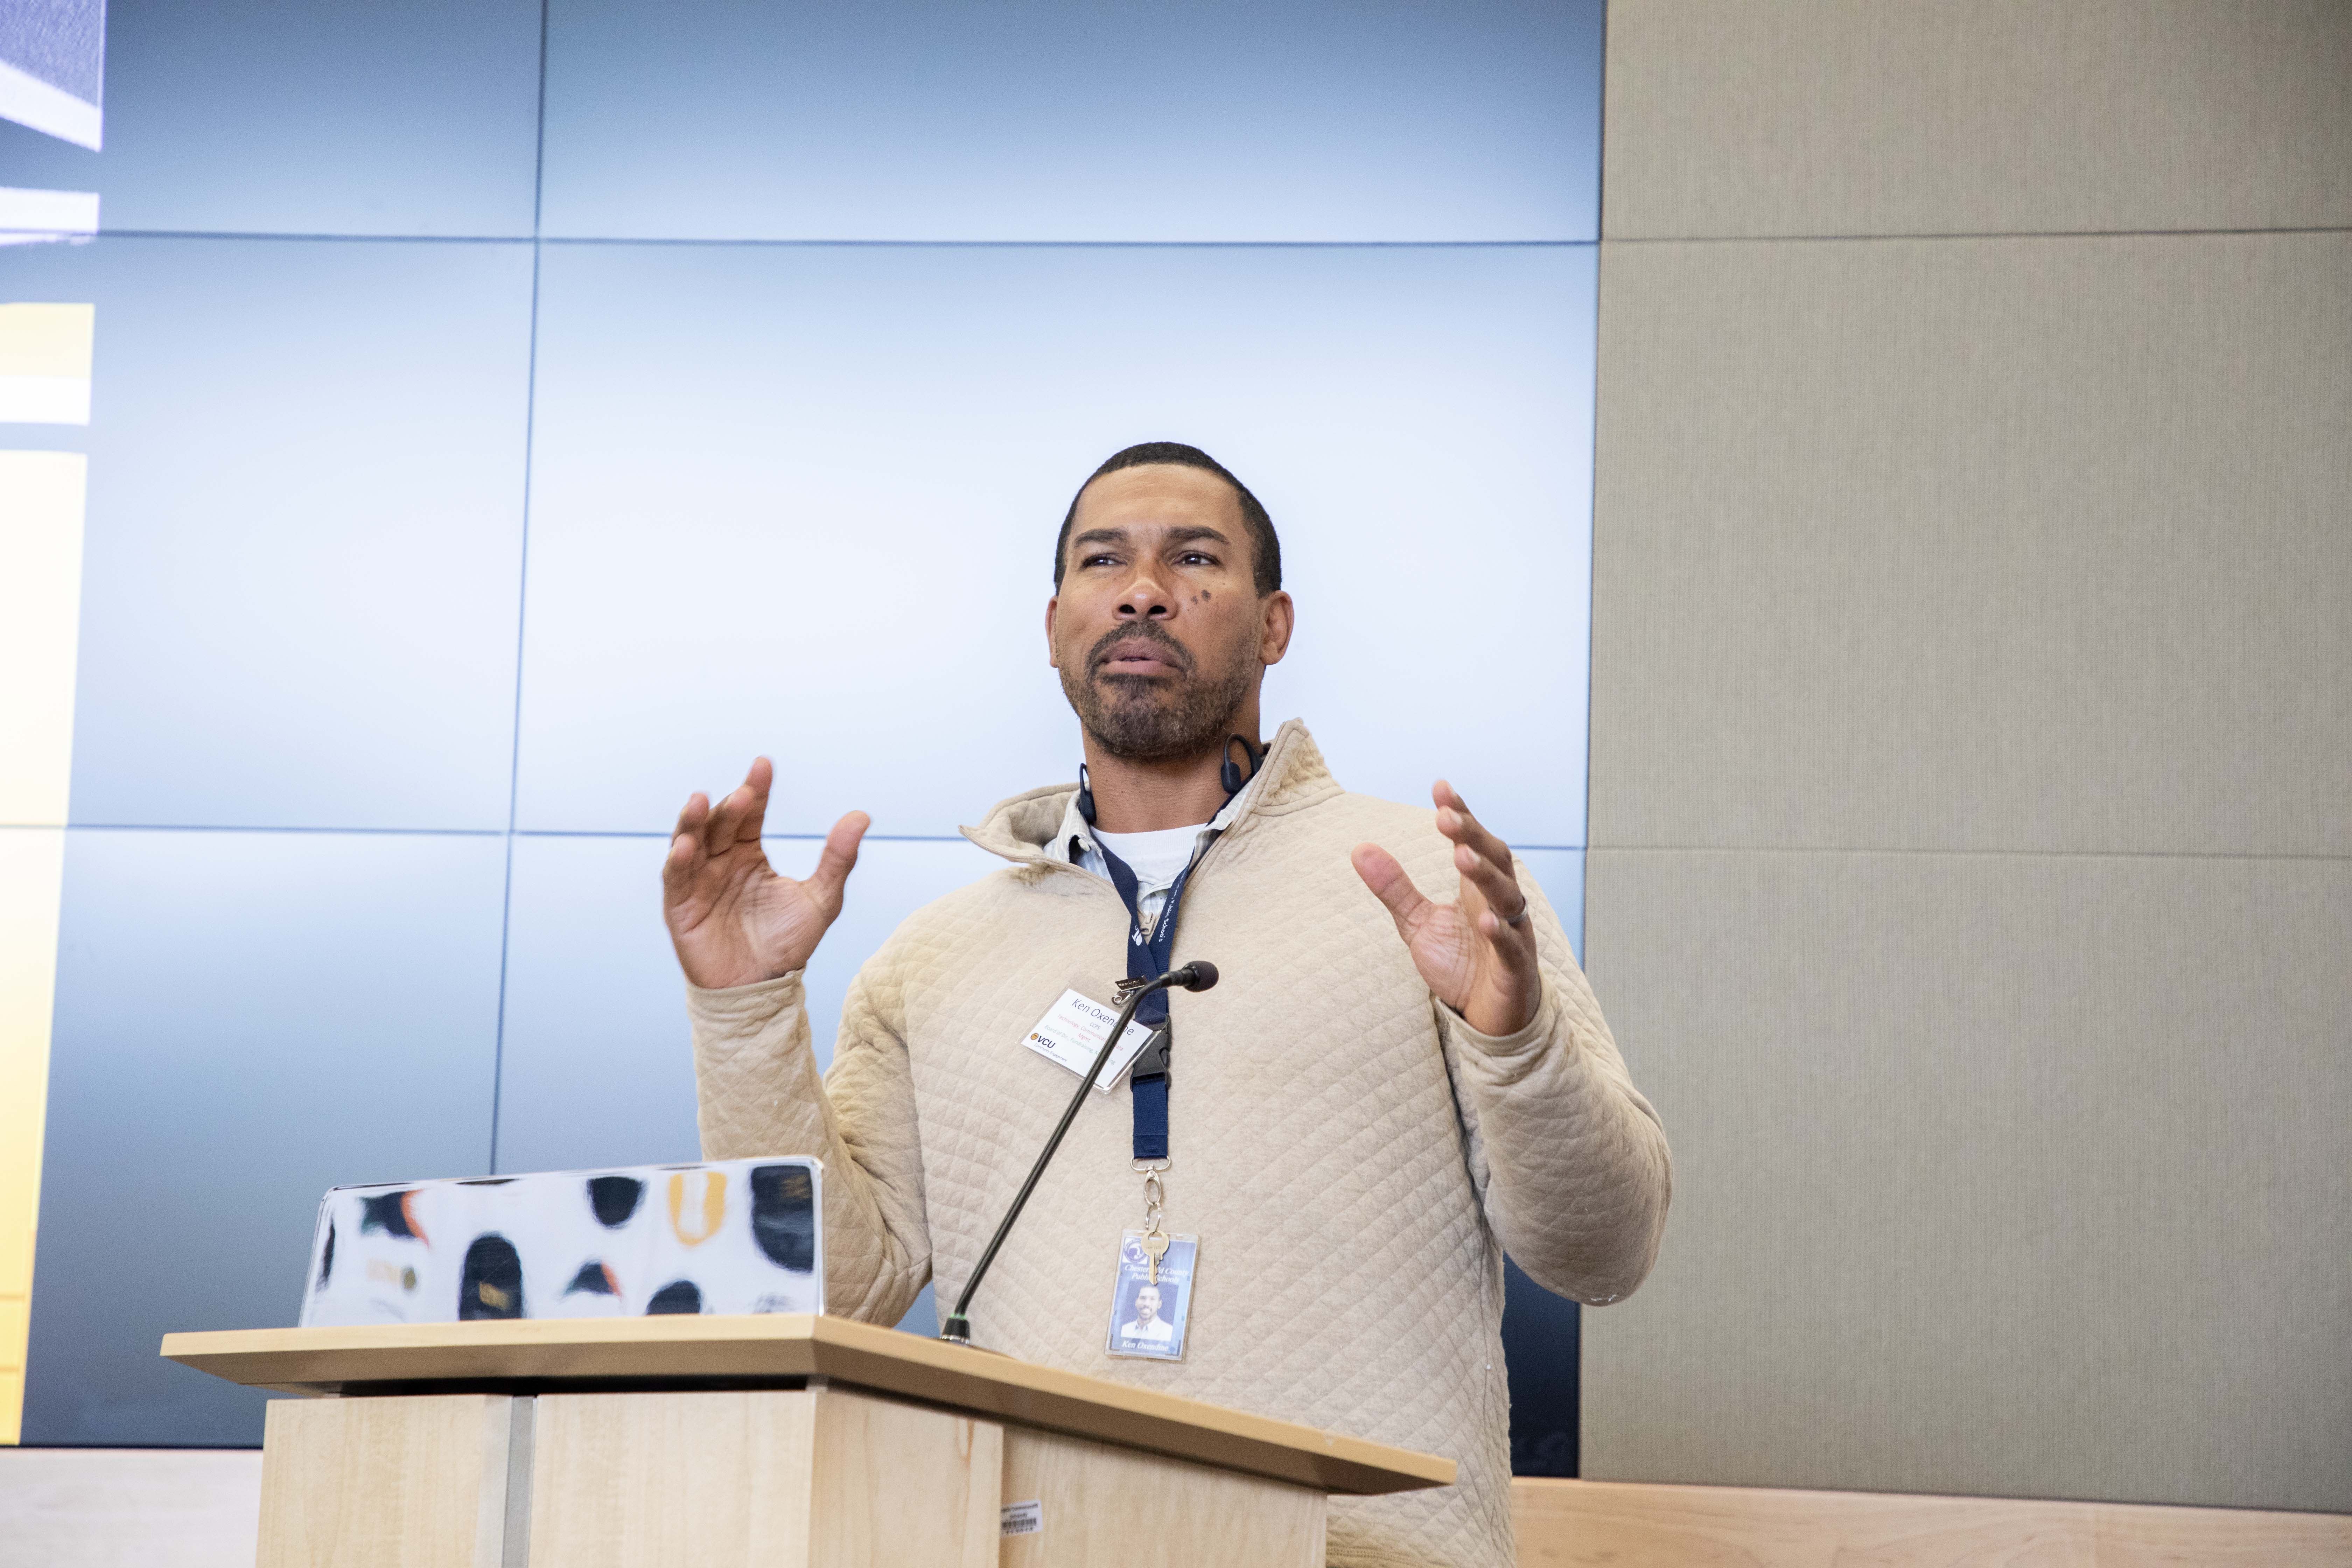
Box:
1443, 989, 1560, 1064
685, 969, 806, 1027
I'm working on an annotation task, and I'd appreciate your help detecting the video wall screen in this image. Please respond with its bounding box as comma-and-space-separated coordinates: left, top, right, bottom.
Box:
0, 0, 1602, 1471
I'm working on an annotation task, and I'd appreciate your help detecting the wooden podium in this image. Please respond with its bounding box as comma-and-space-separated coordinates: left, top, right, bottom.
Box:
163, 1314, 1452, 1568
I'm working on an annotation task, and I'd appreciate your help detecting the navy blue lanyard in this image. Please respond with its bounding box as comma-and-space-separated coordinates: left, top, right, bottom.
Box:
1095, 839, 1214, 1161
1077, 748, 1256, 1164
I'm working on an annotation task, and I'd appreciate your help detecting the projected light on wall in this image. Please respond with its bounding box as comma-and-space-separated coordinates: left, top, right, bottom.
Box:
0, 0, 103, 149
0, 0, 104, 1451
0, 0, 100, 244
0, 184, 94, 244
0, 304, 94, 1442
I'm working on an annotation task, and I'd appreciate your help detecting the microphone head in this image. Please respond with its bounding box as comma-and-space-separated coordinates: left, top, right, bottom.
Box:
1177, 960, 1218, 992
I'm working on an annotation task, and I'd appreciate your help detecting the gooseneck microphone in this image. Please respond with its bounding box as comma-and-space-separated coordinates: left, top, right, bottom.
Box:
939, 961, 1218, 1346
1162, 961, 1217, 993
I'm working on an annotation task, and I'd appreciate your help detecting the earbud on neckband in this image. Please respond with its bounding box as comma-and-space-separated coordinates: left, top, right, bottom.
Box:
1219, 734, 1262, 796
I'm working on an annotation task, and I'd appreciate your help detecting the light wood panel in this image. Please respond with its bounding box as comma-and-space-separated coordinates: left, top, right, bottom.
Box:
808, 1387, 1000, 1568
529, 1391, 805, 1568
1003, 1426, 1325, 1568
257, 1394, 522, 1568
529, 1388, 996, 1568
1512, 1479, 2352, 1567
160, 1314, 1450, 1496
1602, 0, 2352, 239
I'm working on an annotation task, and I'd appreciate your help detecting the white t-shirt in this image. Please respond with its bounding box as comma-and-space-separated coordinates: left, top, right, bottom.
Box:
1091, 825, 1202, 896
1051, 776, 1258, 933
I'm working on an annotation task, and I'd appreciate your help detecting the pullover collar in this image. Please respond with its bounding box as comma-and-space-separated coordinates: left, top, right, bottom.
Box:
961, 718, 1342, 869
1045, 766, 1254, 875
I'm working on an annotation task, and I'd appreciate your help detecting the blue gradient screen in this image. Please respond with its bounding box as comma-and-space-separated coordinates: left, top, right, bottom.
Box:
1, 0, 1598, 1469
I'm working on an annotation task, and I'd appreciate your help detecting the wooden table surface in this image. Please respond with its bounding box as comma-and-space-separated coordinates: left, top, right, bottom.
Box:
161, 1312, 1454, 1497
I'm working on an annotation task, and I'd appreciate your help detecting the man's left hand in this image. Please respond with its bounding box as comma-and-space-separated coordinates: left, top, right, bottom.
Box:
1352, 782, 1540, 1038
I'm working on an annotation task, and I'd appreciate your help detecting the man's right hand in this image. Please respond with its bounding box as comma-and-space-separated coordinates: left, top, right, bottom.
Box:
662, 757, 869, 991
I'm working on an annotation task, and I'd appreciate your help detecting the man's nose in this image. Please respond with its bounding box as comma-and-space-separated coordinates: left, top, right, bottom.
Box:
1115, 571, 1173, 620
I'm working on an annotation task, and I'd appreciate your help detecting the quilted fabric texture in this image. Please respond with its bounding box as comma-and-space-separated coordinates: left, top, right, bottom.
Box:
690, 722, 1671, 1568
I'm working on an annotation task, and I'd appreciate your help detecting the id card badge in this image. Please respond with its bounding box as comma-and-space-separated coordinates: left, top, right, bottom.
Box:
1021, 989, 1157, 1092
1105, 1230, 1195, 1361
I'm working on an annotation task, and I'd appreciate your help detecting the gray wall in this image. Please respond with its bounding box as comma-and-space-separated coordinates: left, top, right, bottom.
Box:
1581, 0, 2351, 1512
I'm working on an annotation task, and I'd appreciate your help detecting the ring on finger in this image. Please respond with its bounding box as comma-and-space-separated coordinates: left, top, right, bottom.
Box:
1501, 903, 1530, 929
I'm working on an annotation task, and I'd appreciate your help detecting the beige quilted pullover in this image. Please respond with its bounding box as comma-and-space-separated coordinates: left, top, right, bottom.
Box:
689, 721, 1671, 1568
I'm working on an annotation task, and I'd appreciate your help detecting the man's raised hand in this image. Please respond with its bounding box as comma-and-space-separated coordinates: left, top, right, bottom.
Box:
662, 757, 869, 991
1351, 781, 1541, 1039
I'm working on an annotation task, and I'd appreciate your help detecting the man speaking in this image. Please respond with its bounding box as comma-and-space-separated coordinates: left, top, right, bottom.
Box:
664, 442, 1671, 1568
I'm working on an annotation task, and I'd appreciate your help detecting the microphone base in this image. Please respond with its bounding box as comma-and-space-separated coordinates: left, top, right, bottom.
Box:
937, 1314, 973, 1345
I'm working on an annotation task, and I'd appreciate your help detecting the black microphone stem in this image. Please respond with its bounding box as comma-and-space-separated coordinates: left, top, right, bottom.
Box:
938, 979, 1160, 1345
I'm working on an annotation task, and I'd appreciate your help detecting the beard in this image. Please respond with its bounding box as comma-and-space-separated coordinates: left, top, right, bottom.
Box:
1059, 623, 1253, 763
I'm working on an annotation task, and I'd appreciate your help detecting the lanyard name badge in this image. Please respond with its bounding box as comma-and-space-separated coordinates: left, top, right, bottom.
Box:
1098, 839, 1204, 1362
1078, 748, 1253, 1364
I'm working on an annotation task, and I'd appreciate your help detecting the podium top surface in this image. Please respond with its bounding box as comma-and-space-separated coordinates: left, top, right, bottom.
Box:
161, 1313, 1452, 1497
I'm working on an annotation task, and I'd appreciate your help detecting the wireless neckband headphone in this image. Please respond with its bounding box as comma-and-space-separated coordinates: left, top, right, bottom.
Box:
1076, 734, 1262, 827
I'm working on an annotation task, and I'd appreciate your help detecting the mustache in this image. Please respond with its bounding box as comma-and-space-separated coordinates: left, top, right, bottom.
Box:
1086, 623, 1195, 677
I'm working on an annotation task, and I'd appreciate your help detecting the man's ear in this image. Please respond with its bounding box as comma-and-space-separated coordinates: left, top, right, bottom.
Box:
1258, 590, 1296, 667
1045, 595, 1061, 668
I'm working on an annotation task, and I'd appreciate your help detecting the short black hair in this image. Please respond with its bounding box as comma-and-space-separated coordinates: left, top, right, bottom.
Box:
1053, 441, 1282, 596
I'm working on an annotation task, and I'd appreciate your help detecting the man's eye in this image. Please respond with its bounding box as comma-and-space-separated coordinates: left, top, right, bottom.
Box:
1179, 552, 1215, 566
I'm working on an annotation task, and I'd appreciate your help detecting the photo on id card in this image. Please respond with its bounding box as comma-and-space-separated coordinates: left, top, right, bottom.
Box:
1106, 1230, 1195, 1360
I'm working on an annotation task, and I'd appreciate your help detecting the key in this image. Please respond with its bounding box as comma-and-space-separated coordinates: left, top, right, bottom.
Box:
1142, 1230, 1170, 1286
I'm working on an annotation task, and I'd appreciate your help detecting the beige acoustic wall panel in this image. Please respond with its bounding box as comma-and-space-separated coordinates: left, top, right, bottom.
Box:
1588, 231, 2352, 857
1577, 848, 2352, 1511
1602, 0, 2352, 239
